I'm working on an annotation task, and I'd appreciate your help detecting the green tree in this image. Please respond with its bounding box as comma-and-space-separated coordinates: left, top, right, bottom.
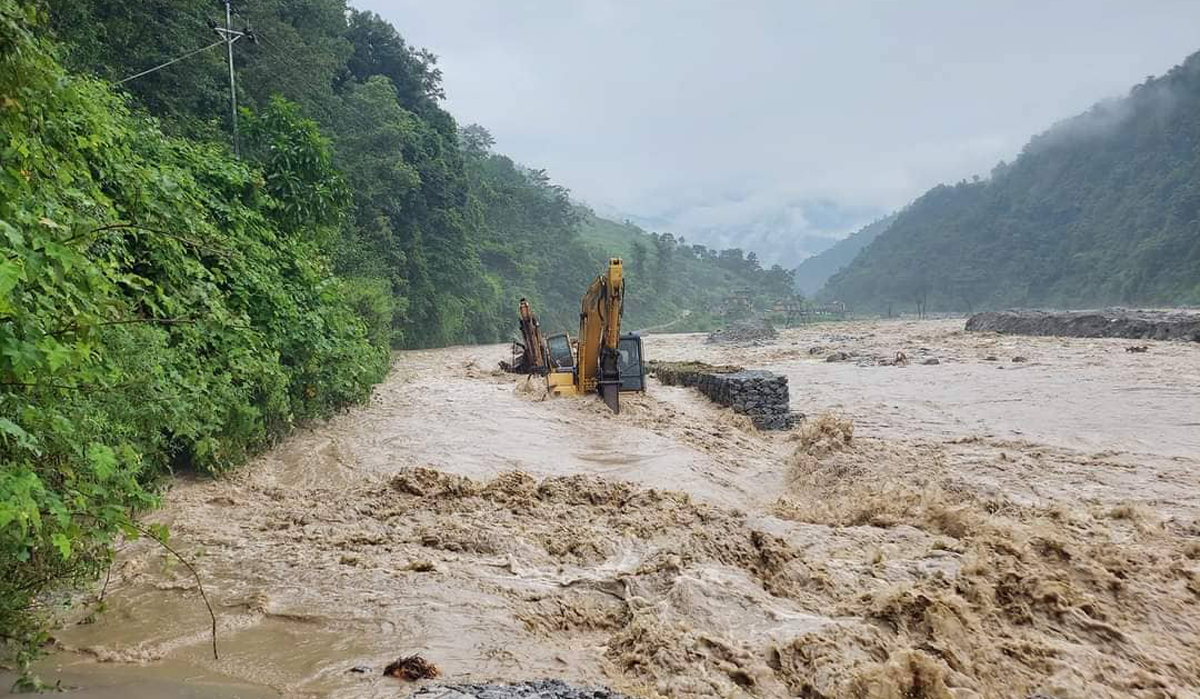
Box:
630, 239, 648, 278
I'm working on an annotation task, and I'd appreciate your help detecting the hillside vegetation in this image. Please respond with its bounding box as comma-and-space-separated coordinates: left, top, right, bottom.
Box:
1, 0, 795, 663
824, 51, 1200, 312
1, 0, 388, 659
46, 0, 792, 345
575, 213, 794, 333
792, 214, 894, 295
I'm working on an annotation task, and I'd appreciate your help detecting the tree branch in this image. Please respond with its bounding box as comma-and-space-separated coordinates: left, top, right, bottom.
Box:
47, 315, 199, 339
132, 523, 219, 661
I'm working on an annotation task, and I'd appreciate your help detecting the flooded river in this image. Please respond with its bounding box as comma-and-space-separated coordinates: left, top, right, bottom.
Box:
8, 320, 1199, 698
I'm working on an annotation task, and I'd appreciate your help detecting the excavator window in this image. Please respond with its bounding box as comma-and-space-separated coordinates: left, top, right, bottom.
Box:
617, 335, 645, 391
546, 334, 574, 370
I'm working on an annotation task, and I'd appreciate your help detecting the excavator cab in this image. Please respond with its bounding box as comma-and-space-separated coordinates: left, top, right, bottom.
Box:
546, 333, 575, 371
617, 334, 645, 392
544, 332, 577, 397
543, 331, 645, 399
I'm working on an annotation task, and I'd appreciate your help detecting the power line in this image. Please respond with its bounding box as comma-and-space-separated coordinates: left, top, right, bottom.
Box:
113, 3, 254, 157
116, 40, 224, 85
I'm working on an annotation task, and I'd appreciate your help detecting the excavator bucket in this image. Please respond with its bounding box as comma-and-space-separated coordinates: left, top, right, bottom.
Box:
601, 381, 620, 414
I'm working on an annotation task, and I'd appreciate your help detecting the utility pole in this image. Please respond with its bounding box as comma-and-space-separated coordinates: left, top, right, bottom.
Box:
225, 1, 238, 156
211, 1, 254, 157
115, 4, 254, 155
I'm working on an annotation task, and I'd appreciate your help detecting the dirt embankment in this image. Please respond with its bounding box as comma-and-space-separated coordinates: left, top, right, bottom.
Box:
966, 309, 1200, 341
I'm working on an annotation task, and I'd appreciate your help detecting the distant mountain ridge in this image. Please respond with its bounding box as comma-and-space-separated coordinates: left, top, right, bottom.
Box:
793, 214, 894, 295
823, 49, 1200, 311
591, 197, 881, 269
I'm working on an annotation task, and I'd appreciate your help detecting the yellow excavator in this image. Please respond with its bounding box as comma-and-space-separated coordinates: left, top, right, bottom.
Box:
544, 258, 645, 413
500, 298, 548, 375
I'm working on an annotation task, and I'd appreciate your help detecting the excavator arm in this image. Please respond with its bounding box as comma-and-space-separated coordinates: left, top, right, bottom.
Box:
517, 298, 547, 374
499, 298, 548, 374
542, 258, 642, 413
576, 259, 624, 412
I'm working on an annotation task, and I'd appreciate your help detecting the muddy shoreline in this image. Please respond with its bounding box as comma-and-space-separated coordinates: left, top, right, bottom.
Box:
9, 320, 1199, 698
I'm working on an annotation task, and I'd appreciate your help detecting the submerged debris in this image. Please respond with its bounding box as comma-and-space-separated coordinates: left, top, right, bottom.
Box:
384, 654, 440, 681
706, 319, 778, 346
412, 680, 631, 698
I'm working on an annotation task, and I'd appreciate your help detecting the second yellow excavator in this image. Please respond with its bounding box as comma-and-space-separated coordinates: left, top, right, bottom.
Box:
544, 258, 645, 413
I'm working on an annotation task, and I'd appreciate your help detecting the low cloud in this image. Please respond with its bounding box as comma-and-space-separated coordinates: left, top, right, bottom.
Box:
598, 189, 883, 268
358, 0, 1200, 265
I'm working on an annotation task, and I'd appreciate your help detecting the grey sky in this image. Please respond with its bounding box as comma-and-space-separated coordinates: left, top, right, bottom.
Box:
356, 1, 1200, 267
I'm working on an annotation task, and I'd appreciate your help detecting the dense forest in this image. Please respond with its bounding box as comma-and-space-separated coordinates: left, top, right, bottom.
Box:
823, 50, 1200, 312
792, 214, 894, 295
0, 0, 794, 661
45, 0, 793, 345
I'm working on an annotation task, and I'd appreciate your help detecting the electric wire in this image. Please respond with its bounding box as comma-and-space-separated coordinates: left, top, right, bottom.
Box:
116, 39, 225, 85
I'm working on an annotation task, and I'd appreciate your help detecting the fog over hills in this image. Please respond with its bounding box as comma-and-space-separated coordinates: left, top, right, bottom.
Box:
824, 50, 1200, 310
362, 0, 1200, 270
592, 196, 883, 270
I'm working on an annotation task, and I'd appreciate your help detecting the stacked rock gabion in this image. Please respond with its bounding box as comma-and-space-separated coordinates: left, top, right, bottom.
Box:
651, 362, 797, 430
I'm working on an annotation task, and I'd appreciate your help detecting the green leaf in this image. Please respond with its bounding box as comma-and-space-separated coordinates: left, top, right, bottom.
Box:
40, 339, 73, 372
0, 417, 38, 452
86, 443, 118, 482
147, 523, 170, 544
51, 532, 72, 560
0, 258, 21, 298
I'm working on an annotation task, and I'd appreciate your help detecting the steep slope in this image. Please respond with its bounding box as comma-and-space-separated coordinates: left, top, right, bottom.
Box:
793, 214, 894, 295
824, 50, 1200, 312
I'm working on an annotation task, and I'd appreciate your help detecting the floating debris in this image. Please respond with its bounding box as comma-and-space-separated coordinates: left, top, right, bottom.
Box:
384, 654, 440, 681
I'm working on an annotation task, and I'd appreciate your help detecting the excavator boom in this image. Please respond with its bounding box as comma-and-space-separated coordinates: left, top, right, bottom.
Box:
500, 298, 548, 374
576, 259, 624, 411
543, 258, 644, 413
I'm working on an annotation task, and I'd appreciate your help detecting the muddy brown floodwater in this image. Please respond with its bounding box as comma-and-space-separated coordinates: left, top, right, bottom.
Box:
6, 319, 1200, 698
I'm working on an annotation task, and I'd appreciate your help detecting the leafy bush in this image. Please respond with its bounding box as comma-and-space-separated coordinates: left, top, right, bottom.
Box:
0, 0, 387, 662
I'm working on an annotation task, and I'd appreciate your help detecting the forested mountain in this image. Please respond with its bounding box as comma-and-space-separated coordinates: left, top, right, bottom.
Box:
824, 51, 1200, 312
46, 0, 787, 346
792, 214, 894, 295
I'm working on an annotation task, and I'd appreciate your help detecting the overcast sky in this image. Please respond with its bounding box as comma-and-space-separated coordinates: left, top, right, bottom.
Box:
355, 1, 1200, 267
